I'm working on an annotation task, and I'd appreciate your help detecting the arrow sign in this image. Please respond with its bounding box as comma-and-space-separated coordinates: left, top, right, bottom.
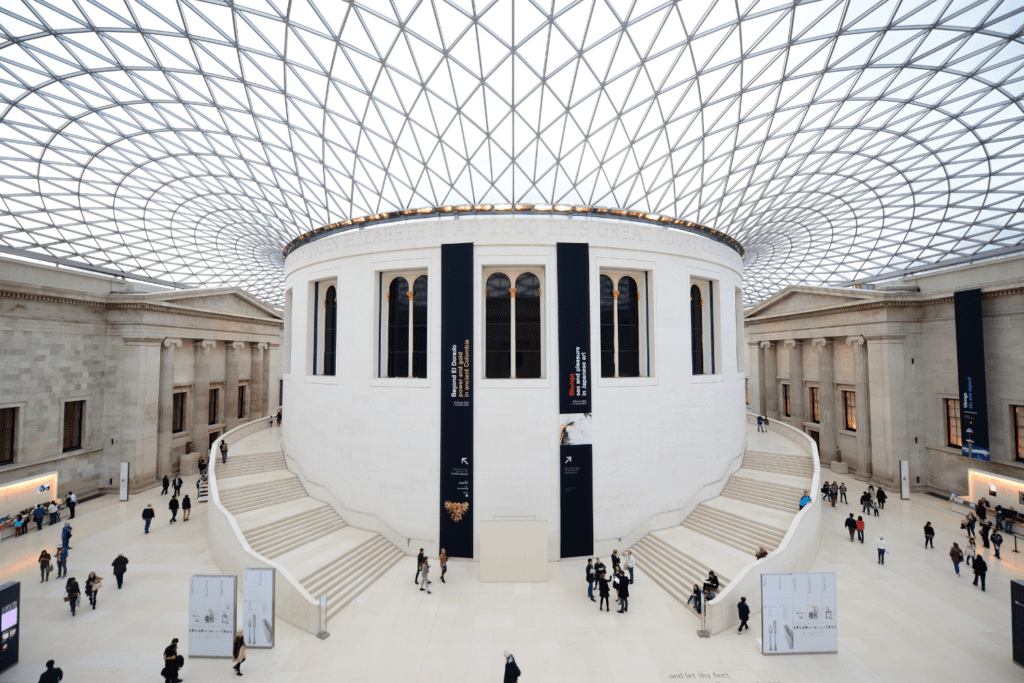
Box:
461, 458, 468, 464
565, 456, 572, 464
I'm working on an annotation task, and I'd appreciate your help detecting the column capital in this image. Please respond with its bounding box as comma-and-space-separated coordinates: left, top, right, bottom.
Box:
759, 340, 774, 349
782, 339, 801, 348
229, 341, 246, 350
195, 339, 217, 351
845, 335, 866, 346
252, 341, 270, 351
163, 338, 182, 348
810, 337, 831, 348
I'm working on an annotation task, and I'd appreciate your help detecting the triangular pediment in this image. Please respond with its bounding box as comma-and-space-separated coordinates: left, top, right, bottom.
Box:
746, 286, 880, 319
141, 288, 282, 320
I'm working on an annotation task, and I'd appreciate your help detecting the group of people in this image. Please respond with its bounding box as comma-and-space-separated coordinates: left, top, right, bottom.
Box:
755, 415, 770, 432
685, 570, 720, 615
47, 548, 130, 616
585, 550, 634, 613
8, 493, 77, 538
941, 497, 1013, 592
414, 547, 449, 594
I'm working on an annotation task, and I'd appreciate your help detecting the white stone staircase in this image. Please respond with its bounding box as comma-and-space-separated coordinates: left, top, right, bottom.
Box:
212, 429, 403, 624
632, 424, 813, 617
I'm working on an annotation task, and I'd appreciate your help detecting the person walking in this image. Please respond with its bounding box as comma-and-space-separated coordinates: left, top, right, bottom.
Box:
598, 572, 611, 612
839, 483, 848, 504
1006, 507, 1018, 534
860, 491, 872, 514
39, 549, 52, 582
219, 440, 228, 464
161, 475, 170, 495
973, 554, 988, 591
39, 660, 64, 682
503, 651, 521, 683
876, 537, 886, 564
276, 410, 282, 427
172, 477, 183, 497
966, 537, 977, 567
84, 571, 102, 610
112, 554, 129, 589
143, 504, 155, 533
844, 513, 857, 542
232, 630, 246, 676
876, 488, 887, 510
856, 516, 865, 543
168, 495, 179, 523
924, 522, 935, 548
14, 515, 24, 537
950, 542, 964, 575
162, 638, 181, 683
763, 416, 770, 431
616, 569, 629, 613
872, 500, 880, 517
181, 495, 192, 522
992, 529, 1003, 558
419, 557, 431, 594
197, 457, 207, 475
822, 481, 831, 500
757, 415, 764, 432
66, 492, 77, 519
737, 596, 750, 633
686, 584, 701, 614
55, 545, 68, 578
439, 548, 448, 583
60, 523, 72, 550
586, 559, 595, 601
65, 577, 80, 616
980, 519, 992, 548
48, 500, 59, 525
415, 548, 424, 585
34, 503, 46, 531
626, 550, 635, 584
830, 486, 838, 508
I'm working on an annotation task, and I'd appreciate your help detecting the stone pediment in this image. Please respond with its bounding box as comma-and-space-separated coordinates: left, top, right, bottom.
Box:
143, 289, 281, 320
746, 287, 878, 319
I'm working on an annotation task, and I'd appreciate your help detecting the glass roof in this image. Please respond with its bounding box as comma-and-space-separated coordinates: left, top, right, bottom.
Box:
1, 0, 1023, 306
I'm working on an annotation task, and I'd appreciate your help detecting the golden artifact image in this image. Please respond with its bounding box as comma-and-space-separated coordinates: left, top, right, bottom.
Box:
444, 501, 469, 522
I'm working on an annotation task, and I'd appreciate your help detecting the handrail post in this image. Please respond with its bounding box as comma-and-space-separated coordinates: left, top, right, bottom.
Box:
697, 599, 710, 638
316, 594, 330, 640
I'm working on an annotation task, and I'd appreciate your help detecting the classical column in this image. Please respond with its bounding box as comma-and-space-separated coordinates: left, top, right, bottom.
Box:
509, 286, 517, 378
225, 341, 245, 431
264, 344, 275, 413
812, 338, 838, 463
748, 342, 762, 413
250, 342, 268, 419
867, 335, 908, 488
761, 341, 778, 419
191, 340, 216, 462
157, 338, 182, 479
847, 336, 872, 479
121, 337, 162, 487
784, 339, 805, 426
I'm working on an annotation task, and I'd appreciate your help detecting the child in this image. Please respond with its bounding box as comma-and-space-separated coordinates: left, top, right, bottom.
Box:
872, 500, 880, 517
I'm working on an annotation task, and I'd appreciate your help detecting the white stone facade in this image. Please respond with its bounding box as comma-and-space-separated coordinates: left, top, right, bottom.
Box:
0, 257, 283, 496
282, 213, 746, 559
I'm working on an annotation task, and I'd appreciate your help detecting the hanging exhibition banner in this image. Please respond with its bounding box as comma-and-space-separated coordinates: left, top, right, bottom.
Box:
0, 582, 20, 675
242, 568, 274, 648
439, 242, 474, 558
188, 575, 237, 658
761, 573, 838, 655
557, 242, 594, 558
954, 288, 990, 460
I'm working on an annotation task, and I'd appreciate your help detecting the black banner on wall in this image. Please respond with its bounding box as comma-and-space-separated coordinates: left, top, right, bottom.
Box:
954, 288, 990, 461
557, 242, 594, 558
439, 242, 474, 558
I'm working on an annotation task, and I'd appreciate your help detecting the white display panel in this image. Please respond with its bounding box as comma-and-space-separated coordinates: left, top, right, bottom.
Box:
242, 568, 274, 648
188, 575, 237, 658
761, 573, 838, 655
119, 463, 129, 502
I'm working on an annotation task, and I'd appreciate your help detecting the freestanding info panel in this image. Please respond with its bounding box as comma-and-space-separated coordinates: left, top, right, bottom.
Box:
761, 573, 838, 655
0, 582, 20, 675
188, 575, 237, 658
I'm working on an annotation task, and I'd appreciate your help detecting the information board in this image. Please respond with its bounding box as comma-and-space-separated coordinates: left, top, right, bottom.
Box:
188, 575, 237, 658
242, 568, 274, 648
761, 572, 837, 654
0, 582, 19, 675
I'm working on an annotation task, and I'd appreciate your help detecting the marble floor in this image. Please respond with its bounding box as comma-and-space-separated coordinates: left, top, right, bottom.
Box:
0, 469, 1021, 683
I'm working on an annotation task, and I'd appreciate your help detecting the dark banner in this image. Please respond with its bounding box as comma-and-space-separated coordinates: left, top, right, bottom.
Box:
557, 242, 594, 557
954, 288, 989, 461
439, 243, 474, 557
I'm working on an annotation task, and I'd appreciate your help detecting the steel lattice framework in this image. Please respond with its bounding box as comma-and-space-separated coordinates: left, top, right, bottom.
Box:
1, 0, 1023, 306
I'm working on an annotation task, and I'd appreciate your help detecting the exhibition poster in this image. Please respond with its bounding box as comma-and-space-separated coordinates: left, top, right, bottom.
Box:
188, 575, 237, 658
242, 568, 274, 648
761, 572, 838, 654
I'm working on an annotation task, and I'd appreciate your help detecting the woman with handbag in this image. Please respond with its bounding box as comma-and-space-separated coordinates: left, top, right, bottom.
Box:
38, 549, 51, 582
950, 542, 964, 575
439, 548, 448, 583
85, 572, 102, 609
232, 630, 246, 676
65, 577, 80, 616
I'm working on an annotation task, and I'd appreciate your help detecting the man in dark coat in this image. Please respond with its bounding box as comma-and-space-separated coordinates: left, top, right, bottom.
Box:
924, 522, 935, 548
162, 638, 181, 683
143, 504, 155, 533
973, 555, 988, 591
161, 475, 170, 494
39, 660, 63, 682
112, 554, 129, 589
503, 651, 520, 683
168, 496, 179, 523
876, 488, 887, 509
172, 476, 183, 496
737, 597, 750, 633
415, 548, 425, 585
616, 570, 629, 612
844, 514, 857, 542
219, 440, 228, 464
586, 559, 595, 602
979, 520, 992, 548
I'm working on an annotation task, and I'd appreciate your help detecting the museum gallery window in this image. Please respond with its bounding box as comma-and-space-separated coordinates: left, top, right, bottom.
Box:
0, 407, 15, 465
690, 284, 704, 374
844, 391, 857, 431
208, 388, 219, 425
238, 385, 247, 420
745, 378, 749, 405
946, 399, 962, 448
811, 387, 820, 423
599, 272, 650, 378
782, 384, 791, 417
690, 278, 719, 375
485, 270, 542, 379
172, 392, 186, 433
380, 273, 428, 378
1014, 405, 1024, 462
311, 279, 338, 376
63, 400, 84, 452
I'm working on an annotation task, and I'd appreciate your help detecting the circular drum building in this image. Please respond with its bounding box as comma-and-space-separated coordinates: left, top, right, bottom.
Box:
281, 207, 746, 561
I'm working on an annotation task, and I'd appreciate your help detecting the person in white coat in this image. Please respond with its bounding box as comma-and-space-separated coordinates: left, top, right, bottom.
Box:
626, 550, 636, 584
876, 536, 887, 565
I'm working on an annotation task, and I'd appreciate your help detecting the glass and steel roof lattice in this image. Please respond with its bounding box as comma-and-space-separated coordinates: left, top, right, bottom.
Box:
1, 0, 1023, 305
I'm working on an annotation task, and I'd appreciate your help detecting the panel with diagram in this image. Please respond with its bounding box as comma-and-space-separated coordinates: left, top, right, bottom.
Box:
188, 575, 237, 657
242, 568, 274, 648
761, 572, 837, 654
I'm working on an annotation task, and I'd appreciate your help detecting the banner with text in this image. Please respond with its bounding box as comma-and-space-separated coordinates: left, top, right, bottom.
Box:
954, 288, 990, 461
557, 242, 594, 558
440, 243, 474, 558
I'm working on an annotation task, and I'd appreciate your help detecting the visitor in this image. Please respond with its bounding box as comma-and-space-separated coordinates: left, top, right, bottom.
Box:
757, 415, 764, 432
876, 537, 886, 565
598, 572, 611, 612
860, 491, 872, 513
976, 497, 989, 520
594, 557, 606, 581
172, 476, 183, 497
61, 522, 72, 550
1006, 507, 1017, 534
419, 557, 431, 594
182, 495, 192, 522
755, 547, 768, 560
737, 597, 750, 633
415, 548, 424, 585
616, 569, 629, 613
686, 584, 701, 614
924, 522, 935, 548
161, 475, 170, 494
856, 516, 865, 543
48, 500, 59, 525
66, 491, 77, 519
34, 503, 46, 531
503, 651, 520, 683
586, 559, 595, 601
162, 638, 181, 683
611, 549, 620, 572
439, 547, 448, 583
232, 630, 246, 676
65, 577, 80, 616
876, 488, 887, 509
220, 440, 228, 464
197, 457, 206, 475
112, 553, 129, 588
967, 513, 977, 537
872, 499, 880, 517
14, 515, 23, 537
703, 571, 720, 593
995, 504, 1005, 530
821, 481, 831, 500
626, 550, 635, 584
84, 571, 102, 609
950, 542, 963, 575
763, 416, 769, 431
992, 529, 1003, 558
276, 409, 282, 427
39, 548, 51, 582
169, 495, 179, 523
845, 513, 857, 542
799, 491, 811, 509
980, 519, 992, 548
839, 482, 848, 504
973, 554, 988, 591
966, 537, 977, 566
703, 586, 717, 602
830, 484, 838, 508
39, 660, 64, 682
55, 545, 68, 578
611, 567, 621, 605
143, 504, 155, 533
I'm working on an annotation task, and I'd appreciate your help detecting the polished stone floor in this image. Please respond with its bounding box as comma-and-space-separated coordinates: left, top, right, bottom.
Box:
0, 469, 1020, 683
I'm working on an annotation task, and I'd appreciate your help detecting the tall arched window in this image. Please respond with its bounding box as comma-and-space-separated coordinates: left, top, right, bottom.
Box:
617, 276, 640, 377
485, 273, 511, 378
691, 284, 704, 375
411, 275, 428, 378
387, 277, 410, 378
323, 285, 337, 376
515, 272, 541, 379
599, 275, 615, 377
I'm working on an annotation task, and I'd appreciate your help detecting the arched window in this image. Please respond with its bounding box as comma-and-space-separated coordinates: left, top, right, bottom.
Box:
323, 286, 337, 376
691, 284, 704, 375
599, 275, 615, 377
515, 272, 541, 379
411, 275, 428, 378
617, 276, 640, 377
485, 273, 511, 378
387, 277, 409, 378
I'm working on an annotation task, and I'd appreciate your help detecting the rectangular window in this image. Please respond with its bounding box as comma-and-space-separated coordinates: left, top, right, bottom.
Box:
1014, 405, 1024, 462
279, 379, 284, 406
0, 407, 15, 465
844, 391, 857, 431
380, 272, 428, 378
811, 387, 820, 423
599, 270, 651, 378
238, 386, 247, 419
310, 279, 338, 376
484, 268, 543, 379
690, 278, 721, 375
783, 384, 791, 417
946, 399, 962, 448
63, 400, 84, 452
745, 378, 749, 405
208, 388, 219, 425
172, 392, 186, 433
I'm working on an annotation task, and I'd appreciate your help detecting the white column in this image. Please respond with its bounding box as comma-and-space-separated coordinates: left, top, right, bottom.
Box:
612, 289, 621, 377
225, 341, 245, 431
784, 339, 804, 426
250, 342, 268, 419
867, 335, 908, 487
157, 338, 182, 479
191, 340, 216, 463
846, 336, 872, 478
761, 341, 778, 419
748, 342, 762, 413
509, 287, 517, 379
407, 289, 415, 378
812, 337, 838, 463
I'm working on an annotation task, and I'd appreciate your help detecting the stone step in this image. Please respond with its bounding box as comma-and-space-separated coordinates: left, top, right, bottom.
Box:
244, 505, 336, 543
219, 478, 304, 501
325, 546, 405, 622
252, 517, 350, 559
302, 535, 391, 595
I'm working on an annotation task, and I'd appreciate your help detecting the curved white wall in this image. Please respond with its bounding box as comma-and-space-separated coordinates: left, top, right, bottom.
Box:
282, 213, 745, 559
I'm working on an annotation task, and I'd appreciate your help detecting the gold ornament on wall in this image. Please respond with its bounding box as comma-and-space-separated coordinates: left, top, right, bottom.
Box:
444, 501, 469, 522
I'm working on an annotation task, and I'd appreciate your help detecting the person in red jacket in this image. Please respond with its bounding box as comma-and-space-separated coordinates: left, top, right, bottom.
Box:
856, 516, 865, 543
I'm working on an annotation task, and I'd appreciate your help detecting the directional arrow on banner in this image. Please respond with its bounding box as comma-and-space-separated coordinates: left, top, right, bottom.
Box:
565, 456, 572, 464
461, 458, 468, 464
